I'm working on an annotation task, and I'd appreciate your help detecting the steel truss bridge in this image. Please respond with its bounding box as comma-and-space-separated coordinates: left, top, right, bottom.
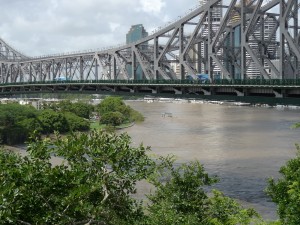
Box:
1, 0, 300, 98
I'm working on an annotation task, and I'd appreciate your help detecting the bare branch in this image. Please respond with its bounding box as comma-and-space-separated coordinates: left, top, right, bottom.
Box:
17, 220, 32, 225
73, 219, 106, 225
101, 184, 109, 204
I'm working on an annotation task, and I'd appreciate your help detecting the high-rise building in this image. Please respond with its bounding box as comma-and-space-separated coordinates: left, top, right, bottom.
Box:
246, 18, 278, 79
199, 0, 223, 78
126, 24, 148, 79
225, 1, 278, 79
224, 25, 242, 79
126, 24, 148, 44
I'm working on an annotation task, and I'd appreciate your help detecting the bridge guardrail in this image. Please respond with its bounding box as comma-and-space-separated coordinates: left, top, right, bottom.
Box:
1, 79, 300, 86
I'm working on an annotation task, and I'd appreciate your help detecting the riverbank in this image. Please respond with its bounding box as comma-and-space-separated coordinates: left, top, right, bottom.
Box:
90, 121, 135, 130
132, 96, 300, 109
2, 145, 22, 153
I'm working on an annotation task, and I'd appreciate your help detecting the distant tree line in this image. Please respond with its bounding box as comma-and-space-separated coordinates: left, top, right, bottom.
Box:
0, 97, 144, 145
41, 100, 94, 120
0, 101, 92, 145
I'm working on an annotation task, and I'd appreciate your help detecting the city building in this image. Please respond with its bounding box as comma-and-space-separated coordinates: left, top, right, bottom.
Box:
126, 24, 148, 44
248, 17, 278, 79
225, 1, 278, 79
126, 24, 148, 80
199, 0, 223, 78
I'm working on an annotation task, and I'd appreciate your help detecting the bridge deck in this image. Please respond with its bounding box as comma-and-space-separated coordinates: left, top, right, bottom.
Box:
0, 80, 300, 99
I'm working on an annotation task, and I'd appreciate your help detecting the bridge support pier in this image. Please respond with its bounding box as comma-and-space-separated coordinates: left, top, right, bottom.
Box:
200, 88, 211, 96
173, 88, 182, 95
235, 89, 245, 97
151, 88, 158, 94
273, 89, 284, 98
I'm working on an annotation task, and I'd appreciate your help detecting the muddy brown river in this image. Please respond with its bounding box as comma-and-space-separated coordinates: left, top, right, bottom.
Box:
124, 101, 300, 220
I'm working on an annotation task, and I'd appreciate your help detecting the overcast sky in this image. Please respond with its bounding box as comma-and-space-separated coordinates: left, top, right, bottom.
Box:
0, 0, 200, 56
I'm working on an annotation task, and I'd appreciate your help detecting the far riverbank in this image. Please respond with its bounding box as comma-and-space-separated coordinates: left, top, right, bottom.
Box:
125, 95, 300, 110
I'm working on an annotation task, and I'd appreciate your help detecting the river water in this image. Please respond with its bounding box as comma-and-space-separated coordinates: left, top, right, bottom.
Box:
124, 100, 300, 220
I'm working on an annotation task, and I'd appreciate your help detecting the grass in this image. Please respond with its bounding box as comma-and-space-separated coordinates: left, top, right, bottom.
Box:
90, 122, 106, 130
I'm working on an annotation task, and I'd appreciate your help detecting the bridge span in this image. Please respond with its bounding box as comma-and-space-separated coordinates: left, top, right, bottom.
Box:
1, 0, 300, 95
1, 79, 300, 99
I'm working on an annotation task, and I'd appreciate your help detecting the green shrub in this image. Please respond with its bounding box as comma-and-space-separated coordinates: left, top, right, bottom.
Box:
38, 110, 69, 134
64, 112, 90, 131
100, 112, 125, 126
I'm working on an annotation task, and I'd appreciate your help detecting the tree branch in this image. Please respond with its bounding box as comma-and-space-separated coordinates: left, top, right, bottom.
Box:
17, 220, 32, 225
101, 167, 110, 204
101, 184, 109, 204
73, 219, 107, 225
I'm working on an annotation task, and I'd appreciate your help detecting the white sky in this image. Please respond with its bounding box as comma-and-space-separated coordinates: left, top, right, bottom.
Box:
0, 0, 199, 56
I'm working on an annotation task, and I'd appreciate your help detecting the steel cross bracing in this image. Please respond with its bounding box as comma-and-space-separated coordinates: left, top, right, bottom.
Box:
0, 0, 300, 84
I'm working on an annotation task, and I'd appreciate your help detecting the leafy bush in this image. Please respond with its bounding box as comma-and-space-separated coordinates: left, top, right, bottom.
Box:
129, 108, 144, 123
38, 110, 69, 134
267, 144, 300, 225
145, 159, 263, 225
97, 96, 125, 116
0, 104, 40, 144
42, 100, 94, 119
0, 126, 28, 145
0, 131, 266, 224
64, 112, 90, 131
100, 112, 125, 126
97, 97, 144, 125
0, 131, 154, 224
0, 104, 38, 127
17, 118, 43, 134
59, 100, 94, 119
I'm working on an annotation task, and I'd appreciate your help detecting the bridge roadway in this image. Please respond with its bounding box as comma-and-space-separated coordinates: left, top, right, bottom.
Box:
1, 79, 300, 99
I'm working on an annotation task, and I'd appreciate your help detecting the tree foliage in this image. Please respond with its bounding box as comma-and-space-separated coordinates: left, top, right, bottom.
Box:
0, 131, 155, 224
38, 110, 69, 134
0, 103, 92, 144
145, 160, 263, 225
0, 104, 39, 144
64, 112, 90, 132
17, 118, 43, 134
100, 112, 125, 127
0, 131, 266, 224
266, 144, 300, 225
97, 97, 144, 126
59, 100, 94, 119
97, 96, 125, 116
42, 100, 94, 119
0, 103, 38, 127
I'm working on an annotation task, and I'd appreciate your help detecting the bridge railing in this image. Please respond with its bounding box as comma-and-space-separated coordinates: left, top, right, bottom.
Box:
213, 79, 300, 86
1, 79, 300, 86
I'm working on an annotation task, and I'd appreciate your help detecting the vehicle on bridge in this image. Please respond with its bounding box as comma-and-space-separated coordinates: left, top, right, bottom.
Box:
53, 76, 69, 82
186, 74, 210, 83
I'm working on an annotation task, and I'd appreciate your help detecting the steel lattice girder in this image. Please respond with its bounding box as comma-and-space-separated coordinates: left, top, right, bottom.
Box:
0, 38, 29, 61
280, 0, 300, 79
1, 0, 300, 83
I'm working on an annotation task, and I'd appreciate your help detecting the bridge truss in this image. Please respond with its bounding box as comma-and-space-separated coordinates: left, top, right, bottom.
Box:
1, 0, 300, 83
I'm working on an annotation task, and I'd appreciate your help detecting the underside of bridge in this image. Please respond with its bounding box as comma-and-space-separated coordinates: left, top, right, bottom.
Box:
1, 0, 300, 84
